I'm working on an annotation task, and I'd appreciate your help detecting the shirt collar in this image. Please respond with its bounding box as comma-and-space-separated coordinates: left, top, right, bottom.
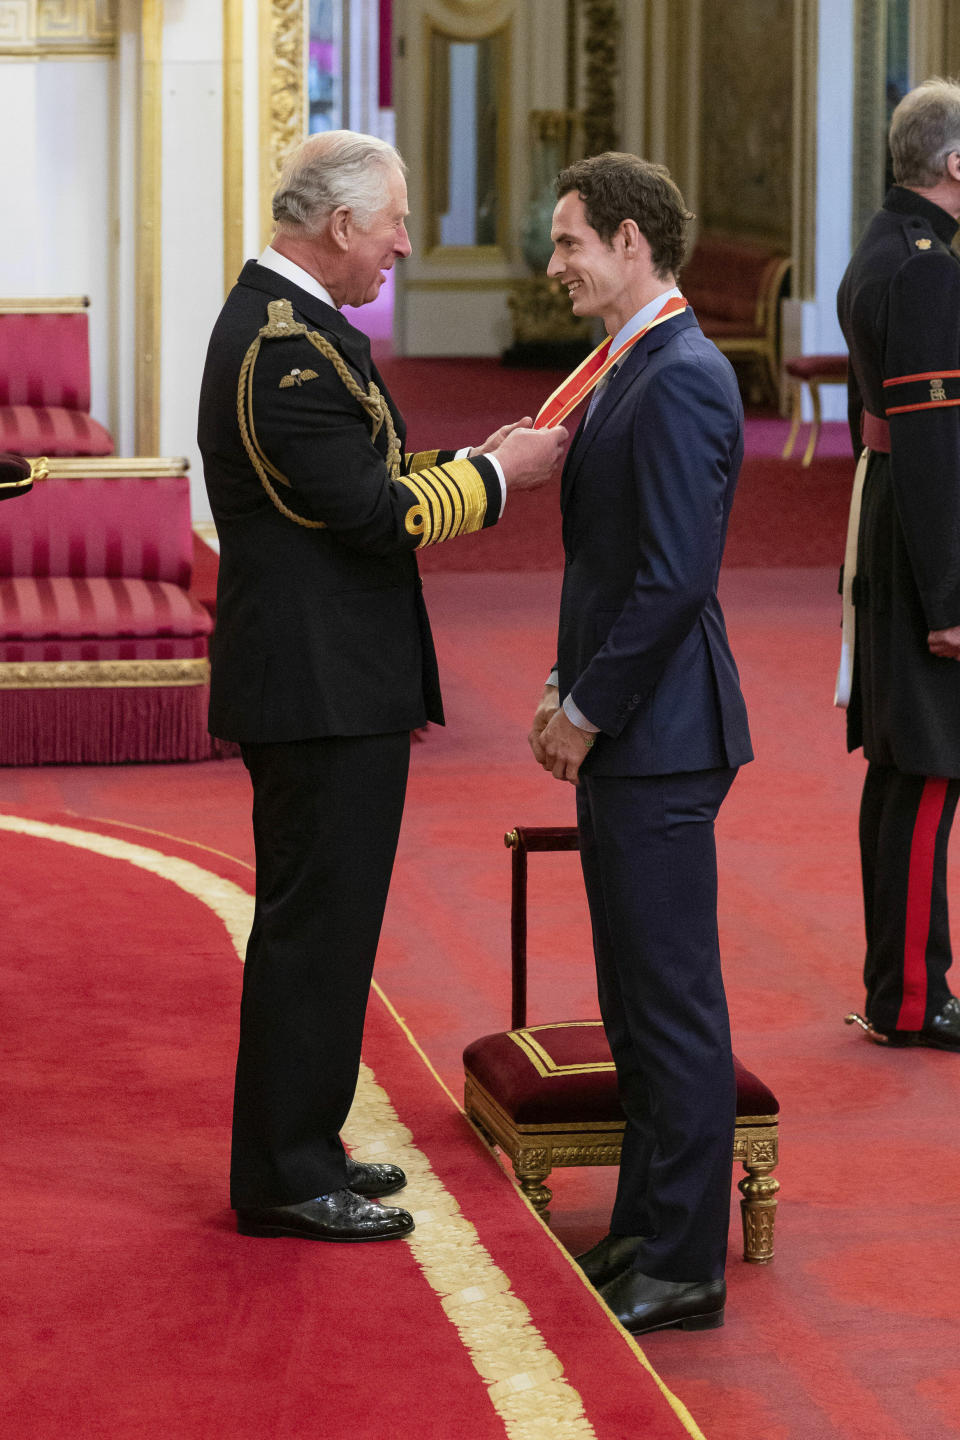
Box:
258, 245, 336, 309
608, 286, 682, 355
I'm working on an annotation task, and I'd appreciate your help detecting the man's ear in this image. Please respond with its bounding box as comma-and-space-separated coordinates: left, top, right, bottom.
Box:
947, 150, 960, 184
329, 205, 353, 252
618, 218, 643, 257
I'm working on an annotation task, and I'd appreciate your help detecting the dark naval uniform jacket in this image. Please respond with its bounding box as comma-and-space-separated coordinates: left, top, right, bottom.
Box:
837, 187, 960, 776
557, 306, 753, 777
198, 260, 502, 743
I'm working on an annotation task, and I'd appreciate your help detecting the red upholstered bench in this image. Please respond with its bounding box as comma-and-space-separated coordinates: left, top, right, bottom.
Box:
681, 234, 791, 405
0, 298, 114, 458
463, 826, 781, 1263
0, 457, 214, 764
782, 353, 849, 466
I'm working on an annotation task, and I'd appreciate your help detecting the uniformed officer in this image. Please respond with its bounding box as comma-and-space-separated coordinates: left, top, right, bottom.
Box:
198, 131, 566, 1241
837, 78, 960, 1051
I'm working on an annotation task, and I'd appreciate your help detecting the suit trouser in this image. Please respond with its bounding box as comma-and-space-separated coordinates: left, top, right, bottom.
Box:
576, 767, 737, 1283
230, 732, 410, 1209
860, 763, 960, 1033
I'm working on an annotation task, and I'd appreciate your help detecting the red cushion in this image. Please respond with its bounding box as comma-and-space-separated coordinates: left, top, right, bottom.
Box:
0, 476, 193, 585
784, 353, 848, 381
0, 312, 91, 409
0, 577, 211, 659
0, 405, 113, 457
463, 1022, 778, 1126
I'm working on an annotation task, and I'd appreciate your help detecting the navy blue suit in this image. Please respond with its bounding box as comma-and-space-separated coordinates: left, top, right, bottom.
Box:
557, 307, 752, 1280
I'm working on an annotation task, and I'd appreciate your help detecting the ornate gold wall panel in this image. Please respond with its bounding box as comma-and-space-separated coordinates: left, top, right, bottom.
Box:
698, 0, 793, 244
0, 0, 117, 53
852, 0, 887, 247
259, 0, 306, 250
136, 0, 162, 455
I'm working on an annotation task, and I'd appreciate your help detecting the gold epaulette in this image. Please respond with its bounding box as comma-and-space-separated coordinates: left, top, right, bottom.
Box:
236, 298, 402, 530
396, 458, 489, 548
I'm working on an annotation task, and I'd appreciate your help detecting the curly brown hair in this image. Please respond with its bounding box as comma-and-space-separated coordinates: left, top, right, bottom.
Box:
555, 152, 694, 279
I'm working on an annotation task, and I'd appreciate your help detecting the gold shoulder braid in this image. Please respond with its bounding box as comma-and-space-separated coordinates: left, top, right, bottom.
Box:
236, 298, 402, 530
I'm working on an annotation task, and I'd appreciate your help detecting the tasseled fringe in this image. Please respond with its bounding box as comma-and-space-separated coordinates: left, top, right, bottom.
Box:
0, 686, 229, 765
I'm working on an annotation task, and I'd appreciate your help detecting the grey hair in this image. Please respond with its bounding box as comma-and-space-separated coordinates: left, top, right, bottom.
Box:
272, 130, 406, 233
889, 77, 960, 187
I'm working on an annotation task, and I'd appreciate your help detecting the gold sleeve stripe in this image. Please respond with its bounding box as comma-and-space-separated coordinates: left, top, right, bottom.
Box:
396, 459, 490, 548
428, 464, 463, 543
405, 449, 441, 473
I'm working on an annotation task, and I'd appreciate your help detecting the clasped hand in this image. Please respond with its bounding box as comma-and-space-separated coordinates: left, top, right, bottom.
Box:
528, 684, 594, 786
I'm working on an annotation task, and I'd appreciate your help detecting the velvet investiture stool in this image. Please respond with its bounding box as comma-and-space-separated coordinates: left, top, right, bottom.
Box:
463, 825, 781, 1263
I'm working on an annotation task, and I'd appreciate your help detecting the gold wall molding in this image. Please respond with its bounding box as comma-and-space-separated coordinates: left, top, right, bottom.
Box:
223, 0, 244, 293
259, 0, 306, 250
135, 0, 162, 456
0, 0, 117, 54
791, 0, 818, 300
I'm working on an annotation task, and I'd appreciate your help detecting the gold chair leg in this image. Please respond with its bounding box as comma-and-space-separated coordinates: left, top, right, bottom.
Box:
782, 382, 802, 459
512, 1153, 553, 1220
801, 382, 822, 467
738, 1162, 779, 1263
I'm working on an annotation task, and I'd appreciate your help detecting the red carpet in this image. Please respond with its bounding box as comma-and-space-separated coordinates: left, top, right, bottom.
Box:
5, 569, 960, 1437
0, 811, 700, 1439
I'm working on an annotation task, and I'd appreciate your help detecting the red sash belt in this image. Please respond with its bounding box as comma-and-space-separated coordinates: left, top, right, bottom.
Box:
861, 411, 890, 452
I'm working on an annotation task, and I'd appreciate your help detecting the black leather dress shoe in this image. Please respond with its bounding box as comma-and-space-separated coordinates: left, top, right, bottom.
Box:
574, 1233, 646, 1287
236, 1188, 414, 1242
852, 996, 960, 1051
599, 1270, 725, 1335
344, 1156, 407, 1197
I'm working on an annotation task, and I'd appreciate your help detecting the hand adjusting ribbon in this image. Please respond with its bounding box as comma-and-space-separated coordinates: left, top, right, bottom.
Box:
532, 295, 689, 429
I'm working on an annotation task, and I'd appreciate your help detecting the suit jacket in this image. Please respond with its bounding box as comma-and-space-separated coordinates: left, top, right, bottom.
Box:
837, 187, 960, 773
198, 261, 502, 743
557, 308, 752, 777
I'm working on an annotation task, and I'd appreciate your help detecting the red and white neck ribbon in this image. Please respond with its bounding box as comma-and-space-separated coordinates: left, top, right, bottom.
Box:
533, 294, 689, 430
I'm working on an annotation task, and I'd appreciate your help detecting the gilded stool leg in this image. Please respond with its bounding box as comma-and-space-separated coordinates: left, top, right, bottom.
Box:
738, 1161, 780, 1263
512, 1150, 553, 1220
801, 381, 822, 467
782, 382, 802, 459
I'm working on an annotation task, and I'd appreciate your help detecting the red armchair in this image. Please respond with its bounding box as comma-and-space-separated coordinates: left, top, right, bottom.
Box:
0, 297, 114, 458
0, 458, 214, 764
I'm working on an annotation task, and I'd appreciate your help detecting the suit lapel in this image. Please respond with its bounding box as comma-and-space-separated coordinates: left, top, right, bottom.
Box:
560, 309, 699, 508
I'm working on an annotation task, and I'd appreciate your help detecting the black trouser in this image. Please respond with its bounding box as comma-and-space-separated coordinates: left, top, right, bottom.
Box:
230, 732, 410, 1209
576, 767, 737, 1283
860, 763, 960, 1033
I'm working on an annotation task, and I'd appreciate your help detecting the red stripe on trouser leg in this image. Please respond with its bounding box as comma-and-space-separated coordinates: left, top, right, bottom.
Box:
897, 777, 950, 1031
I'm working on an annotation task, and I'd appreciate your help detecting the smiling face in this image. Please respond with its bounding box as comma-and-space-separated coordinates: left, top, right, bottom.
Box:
343, 165, 412, 307
546, 190, 633, 334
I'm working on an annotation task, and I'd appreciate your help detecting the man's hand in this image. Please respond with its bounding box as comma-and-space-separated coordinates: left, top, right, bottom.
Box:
928, 625, 960, 660
492, 425, 568, 493
536, 703, 595, 786
528, 683, 560, 765
468, 417, 533, 457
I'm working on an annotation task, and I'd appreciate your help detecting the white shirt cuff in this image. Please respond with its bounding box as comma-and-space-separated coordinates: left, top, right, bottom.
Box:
563, 694, 599, 733
457, 447, 506, 518
546, 669, 559, 688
